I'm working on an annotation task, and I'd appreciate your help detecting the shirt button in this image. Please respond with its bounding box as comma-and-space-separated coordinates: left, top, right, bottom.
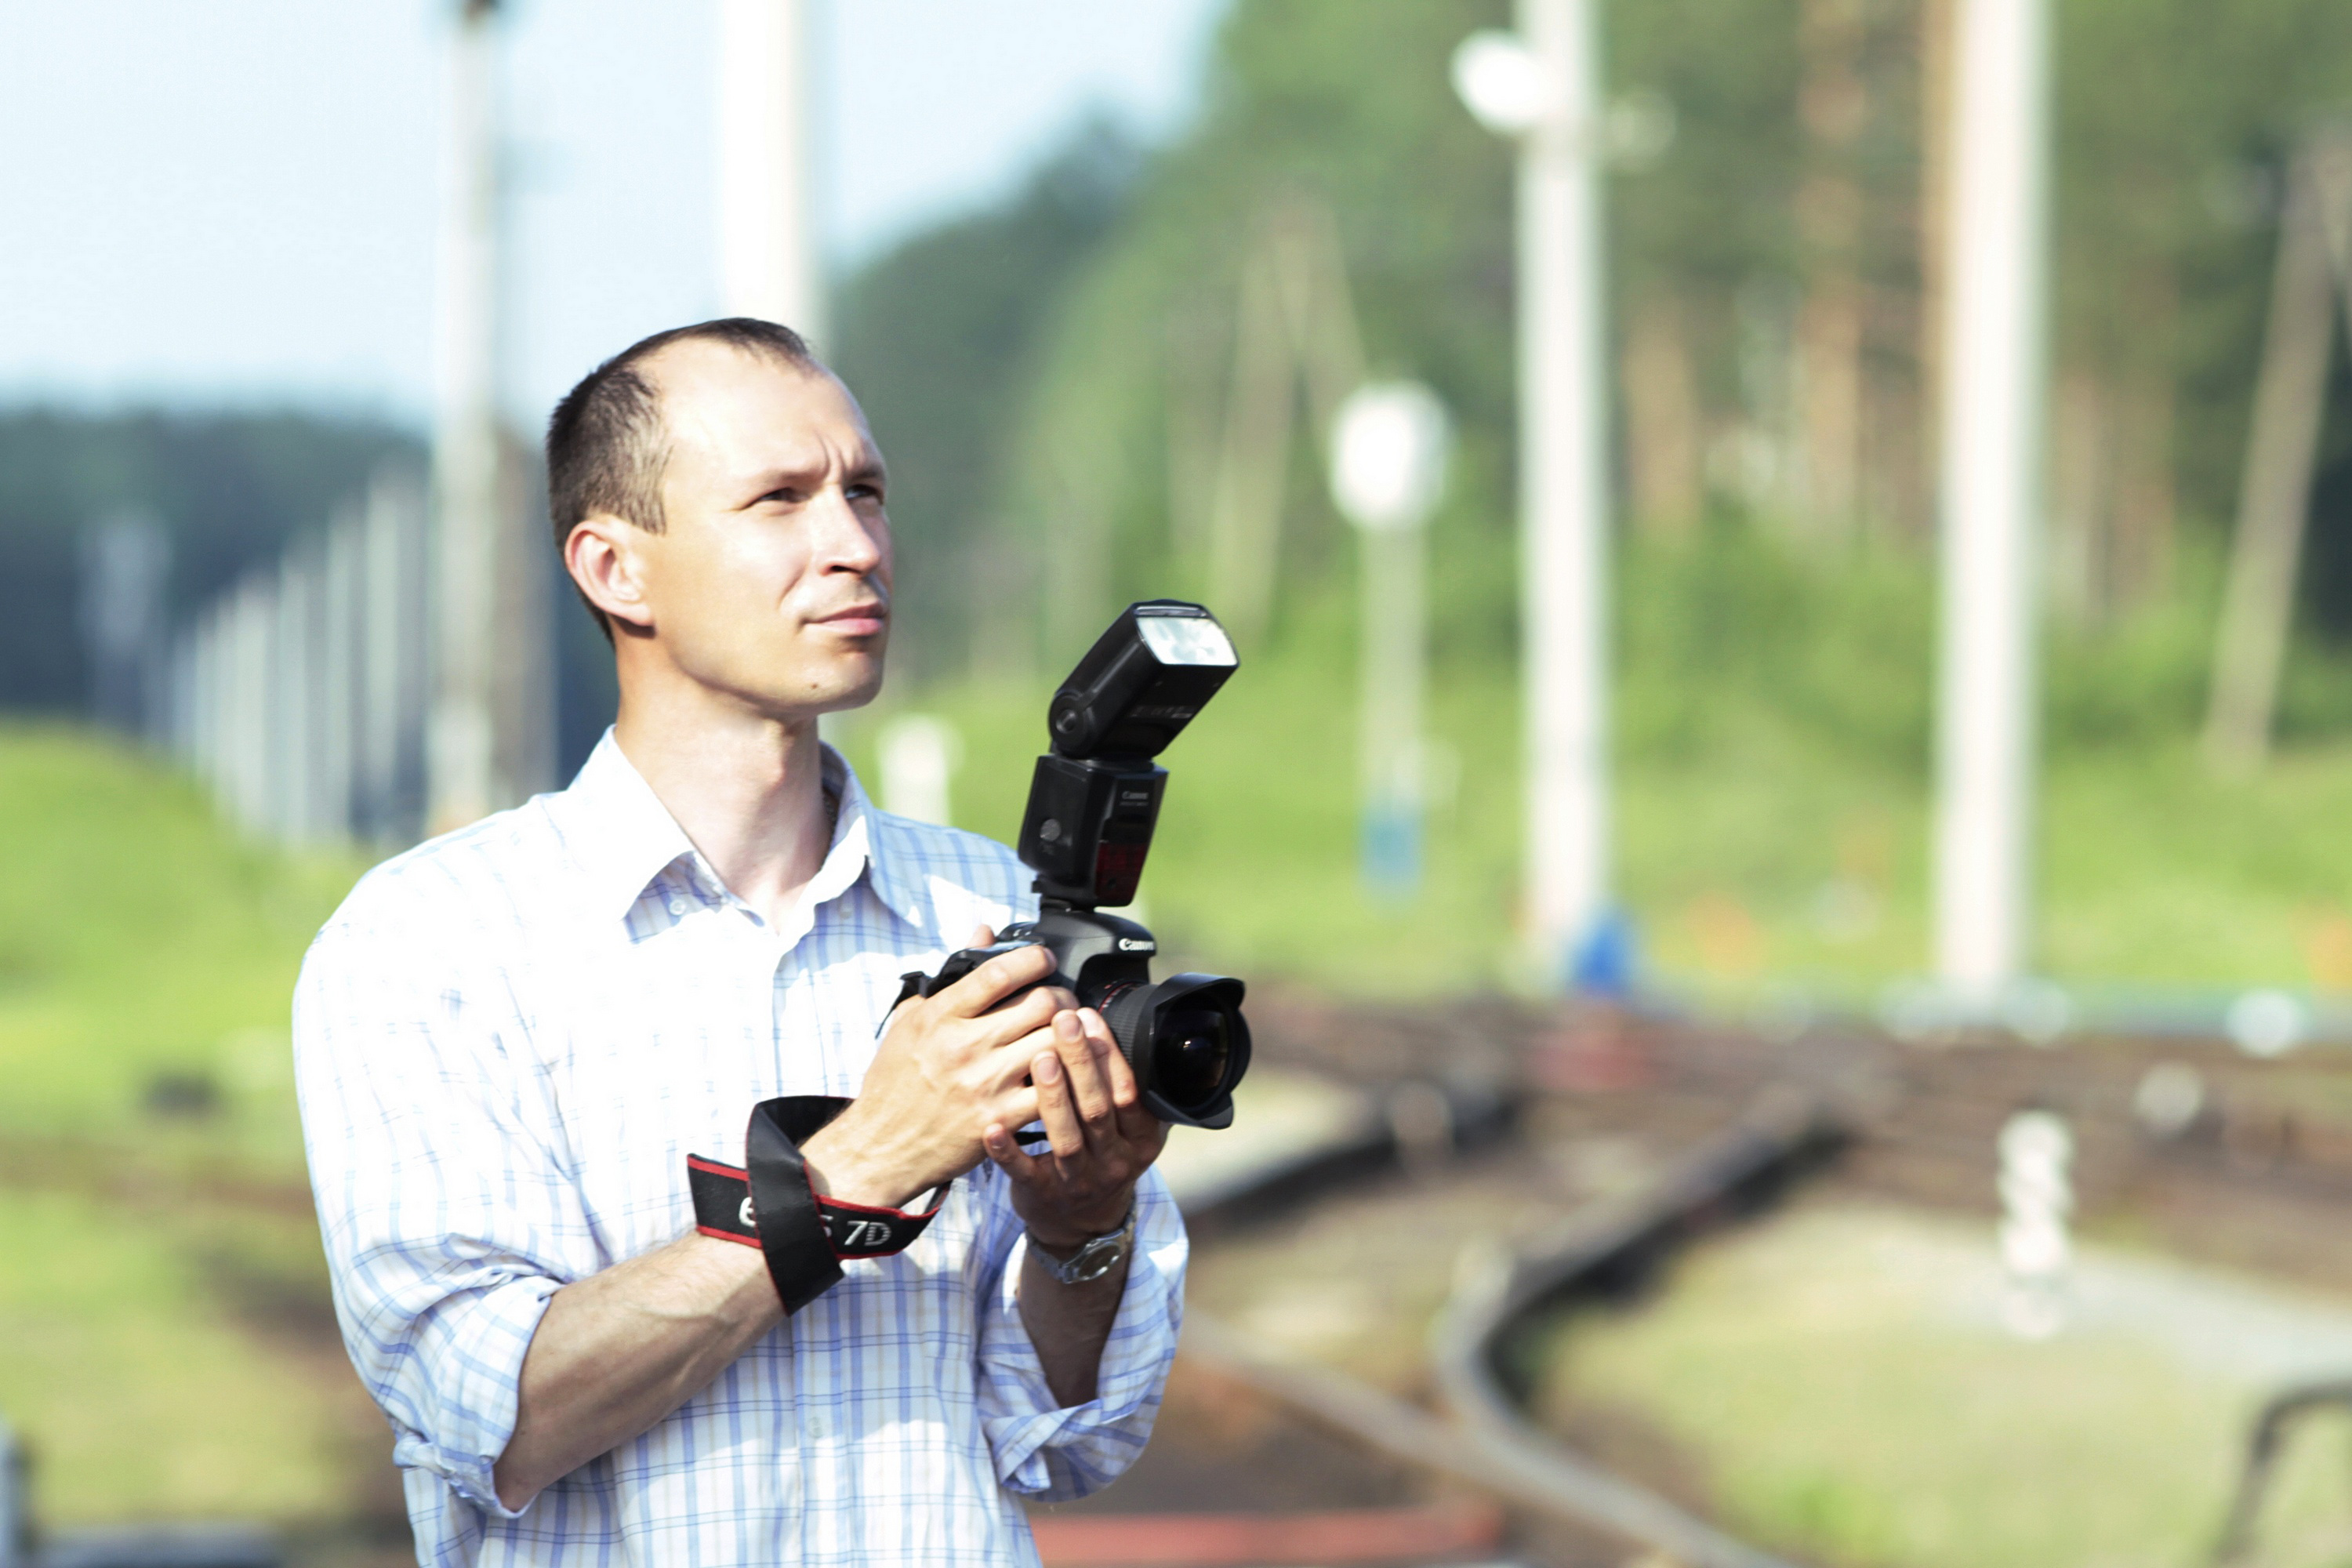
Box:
806, 1413, 830, 1440
666, 898, 684, 916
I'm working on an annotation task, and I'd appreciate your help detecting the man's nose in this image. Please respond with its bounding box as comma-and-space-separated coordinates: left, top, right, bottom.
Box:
810, 485, 886, 575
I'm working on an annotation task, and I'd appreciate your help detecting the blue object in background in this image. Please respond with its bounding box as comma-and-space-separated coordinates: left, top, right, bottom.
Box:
1570, 909, 1639, 998
1360, 800, 1421, 897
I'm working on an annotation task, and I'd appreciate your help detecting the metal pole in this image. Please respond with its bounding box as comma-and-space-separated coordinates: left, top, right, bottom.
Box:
1931, 0, 2048, 997
716, 0, 823, 341
2203, 133, 2352, 773
428, 0, 505, 835
321, 510, 362, 840
274, 550, 314, 841
1518, 0, 1612, 985
1361, 522, 1427, 891
0, 1411, 24, 1568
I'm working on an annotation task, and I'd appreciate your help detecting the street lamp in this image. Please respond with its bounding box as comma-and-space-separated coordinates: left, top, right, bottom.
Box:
1331, 382, 1453, 895
1453, 0, 1613, 988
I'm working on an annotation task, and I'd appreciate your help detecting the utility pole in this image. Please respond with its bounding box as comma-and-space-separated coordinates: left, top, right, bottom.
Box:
428, 0, 548, 835
717, 0, 823, 340
2203, 132, 2352, 774
1331, 382, 1452, 896
1931, 0, 2049, 998
1454, 0, 1613, 987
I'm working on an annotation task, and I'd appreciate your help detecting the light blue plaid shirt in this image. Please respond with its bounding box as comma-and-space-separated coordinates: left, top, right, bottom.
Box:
292, 731, 1185, 1567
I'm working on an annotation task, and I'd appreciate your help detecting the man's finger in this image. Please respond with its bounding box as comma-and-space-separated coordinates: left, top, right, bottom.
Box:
1033, 1047, 1088, 1160
982, 1121, 1042, 1185
1082, 1008, 1141, 1109
985, 1081, 1043, 1133
938, 943, 1058, 1021
1054, 1013, 1117, 1129
966, 985, 1082, 1059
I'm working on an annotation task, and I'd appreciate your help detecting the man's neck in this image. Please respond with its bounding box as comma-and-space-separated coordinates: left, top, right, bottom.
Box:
612, 686, 836, 929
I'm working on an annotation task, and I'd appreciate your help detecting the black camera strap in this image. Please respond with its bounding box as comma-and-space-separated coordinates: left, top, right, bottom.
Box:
687, 1097, 946, 1312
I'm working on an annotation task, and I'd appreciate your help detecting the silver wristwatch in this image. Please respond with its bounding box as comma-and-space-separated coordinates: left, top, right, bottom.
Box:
1031, 1206, 1136, 1286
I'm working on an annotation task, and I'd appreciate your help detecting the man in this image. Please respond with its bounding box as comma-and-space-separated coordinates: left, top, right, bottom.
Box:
294, 318, 1183, 1566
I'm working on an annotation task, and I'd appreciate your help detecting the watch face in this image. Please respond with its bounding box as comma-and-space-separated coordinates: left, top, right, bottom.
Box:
1036, 1207, 1135, 1283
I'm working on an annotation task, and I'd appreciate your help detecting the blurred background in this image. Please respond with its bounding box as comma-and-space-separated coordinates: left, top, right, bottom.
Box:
17, 1, 2352, 1565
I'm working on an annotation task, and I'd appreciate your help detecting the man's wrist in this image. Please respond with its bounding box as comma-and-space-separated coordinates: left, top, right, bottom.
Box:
797, 1122, 913, 1210
1024, 1194, 1137, 1258
1025, 1203, 1138, 1287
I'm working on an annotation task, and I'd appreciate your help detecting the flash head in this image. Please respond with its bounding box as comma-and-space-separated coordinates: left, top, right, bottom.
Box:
1047, 601, 1238, 761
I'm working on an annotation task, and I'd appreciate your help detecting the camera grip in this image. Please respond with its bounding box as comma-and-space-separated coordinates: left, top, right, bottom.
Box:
887, 938, 1040, 1017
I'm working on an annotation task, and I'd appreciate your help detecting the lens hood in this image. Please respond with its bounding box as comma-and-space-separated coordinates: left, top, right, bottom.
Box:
1101, 971, 1250, 1130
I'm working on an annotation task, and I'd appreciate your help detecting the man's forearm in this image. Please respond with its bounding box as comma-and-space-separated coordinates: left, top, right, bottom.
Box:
494, 1232, 782, 1511
1017, 1245, 1131, 1408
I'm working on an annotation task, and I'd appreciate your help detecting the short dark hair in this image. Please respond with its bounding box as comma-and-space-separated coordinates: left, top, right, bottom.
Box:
545, 317, 818, 632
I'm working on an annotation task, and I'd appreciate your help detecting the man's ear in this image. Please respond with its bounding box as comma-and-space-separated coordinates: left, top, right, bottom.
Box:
565, 514, 656, 633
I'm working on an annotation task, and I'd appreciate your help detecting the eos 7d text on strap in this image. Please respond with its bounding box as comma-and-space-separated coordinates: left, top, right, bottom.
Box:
686, 1096, 945, 1314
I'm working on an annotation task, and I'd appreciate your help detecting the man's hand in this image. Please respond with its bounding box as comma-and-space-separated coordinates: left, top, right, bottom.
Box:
982, 996, 1168, 1254
800, 927, 1074, 1209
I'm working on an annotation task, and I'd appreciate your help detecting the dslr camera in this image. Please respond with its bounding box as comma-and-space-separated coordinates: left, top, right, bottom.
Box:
902, 601, 1251, 1129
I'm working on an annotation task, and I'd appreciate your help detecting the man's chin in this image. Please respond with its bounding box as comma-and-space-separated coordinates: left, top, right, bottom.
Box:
797, 654, 887, 718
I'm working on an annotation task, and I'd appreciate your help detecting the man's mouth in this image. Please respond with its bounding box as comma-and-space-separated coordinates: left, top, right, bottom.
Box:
813, 602, 889, 637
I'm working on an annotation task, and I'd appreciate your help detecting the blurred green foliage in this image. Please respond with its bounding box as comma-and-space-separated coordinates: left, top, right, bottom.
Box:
0, 412, 420, 713
838, 524, 2352, 997
0, 724, 356, 1149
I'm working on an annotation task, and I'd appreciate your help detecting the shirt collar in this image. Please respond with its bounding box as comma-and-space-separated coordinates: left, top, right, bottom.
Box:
556, 728, 925, 929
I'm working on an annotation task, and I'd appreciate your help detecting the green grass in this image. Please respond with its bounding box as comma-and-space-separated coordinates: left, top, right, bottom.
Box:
0, 724, 362, 1160
1534, 1203, 2352, 1568
0, 1186, 364, 1526
0, 726, 372, 1530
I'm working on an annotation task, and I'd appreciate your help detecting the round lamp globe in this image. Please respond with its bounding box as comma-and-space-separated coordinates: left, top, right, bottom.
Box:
1330, 380, 1453, 535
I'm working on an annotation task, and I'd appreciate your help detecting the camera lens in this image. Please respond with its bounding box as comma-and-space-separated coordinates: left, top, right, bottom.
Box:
1152, 1007, 1232, 1111
1098, 971, 1250, 1129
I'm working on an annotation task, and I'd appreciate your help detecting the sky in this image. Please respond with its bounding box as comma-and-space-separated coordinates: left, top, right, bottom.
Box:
0, 0, 1228, 426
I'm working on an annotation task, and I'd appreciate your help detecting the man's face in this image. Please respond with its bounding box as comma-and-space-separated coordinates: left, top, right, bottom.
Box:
624, 341, 894, 718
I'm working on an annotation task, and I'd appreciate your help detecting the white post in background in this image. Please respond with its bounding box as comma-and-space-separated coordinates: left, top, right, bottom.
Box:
319, 514, 362, 844
0, 1412, 22, 1568
1933, 0, 2048, 1000
78, 510, 170, 736
1997, 1109, 2074, 1338
717, 0, 823, 342
430, 0, 548, 835
877, 715, 960, 825
430, 0, 504, 834
1331, 382, 1453, 896
1454, 0, 1614, 987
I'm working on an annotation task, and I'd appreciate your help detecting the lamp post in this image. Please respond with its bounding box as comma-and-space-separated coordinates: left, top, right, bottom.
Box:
1932, 0, 2048, 1000
1331, 382, 1453, 895
427, 0, 507, 834
1454, 0, 1613, 986
717, 0, 823, 341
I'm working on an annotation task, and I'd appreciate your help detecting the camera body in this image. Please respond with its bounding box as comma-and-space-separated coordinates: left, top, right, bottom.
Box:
906, 601, 1251, 1131
908, 909, 1249, 1129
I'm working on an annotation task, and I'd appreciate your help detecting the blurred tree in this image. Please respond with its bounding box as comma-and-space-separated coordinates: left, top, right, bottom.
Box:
829, 120, 1144, 686
0, 412, 421, 715
2051, 0, 2352, 622
993, 0, 1520, 670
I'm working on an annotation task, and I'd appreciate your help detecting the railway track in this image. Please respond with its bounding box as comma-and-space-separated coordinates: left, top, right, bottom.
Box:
1092, 995, 2352, 1568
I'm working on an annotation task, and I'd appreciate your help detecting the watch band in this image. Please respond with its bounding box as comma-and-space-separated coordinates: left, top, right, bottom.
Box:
1031, 1204, 1136, 1287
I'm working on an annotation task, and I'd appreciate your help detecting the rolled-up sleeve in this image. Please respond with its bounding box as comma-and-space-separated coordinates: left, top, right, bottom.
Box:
973, 1167, 1187, 1501
292, 891, 582, 1519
